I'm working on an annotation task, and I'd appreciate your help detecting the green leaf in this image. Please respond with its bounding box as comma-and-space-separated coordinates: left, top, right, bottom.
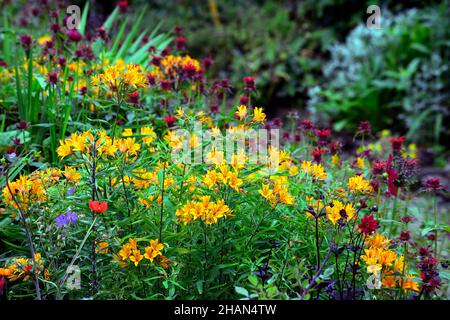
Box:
235, 286, 249, 297
102, 7, 119, 31
78, 1, 89, 35
196, 281, 203, 294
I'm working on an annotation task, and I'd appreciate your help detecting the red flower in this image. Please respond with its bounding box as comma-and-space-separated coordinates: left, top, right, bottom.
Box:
358, 215, 379, 235
175, 36, 186, 50
390, 136, 405, 153
20, 34, 32, 49
164, 115, 176, 127
117, 0, 128, 13
47, 71, 59, 85
386, 154, 398, 197
128, 91, 139, 104
357, 120, 371, 134
243, 76, 256, 92
400, 230, 411, 242
66, 29, 82, 42
202, 56, 213, 70
312, 148, 326, 163
316, 129, 331, 139
372, 161, 386, 175
89, 200, 108, 213
424, 177, 442, 191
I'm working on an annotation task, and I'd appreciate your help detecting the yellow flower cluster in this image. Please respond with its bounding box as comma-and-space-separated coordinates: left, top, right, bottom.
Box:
348, 175, 373, 194
2, 167, 80, 212
91, 60, 147, 90
301, 161, 327, 180
176, 196, 232, 225
234, 105, 266, 123
202, 165, 243, 192
57, 128, 156, 160
258, 176, 295, 207
162, 55, 201, 75
116, 238, 164, 267
3, 253, 45, 282
361, 233, 419, 292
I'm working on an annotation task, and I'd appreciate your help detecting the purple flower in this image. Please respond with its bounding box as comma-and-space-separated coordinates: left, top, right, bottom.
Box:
67, 186, 75, 195
55, 214, 68, 227
66, 211, 78, 224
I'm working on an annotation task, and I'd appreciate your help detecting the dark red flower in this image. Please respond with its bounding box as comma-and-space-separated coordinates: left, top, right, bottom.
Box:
161, 47, 171, 57
370, 180, 380, 193
202, 56, 213, 70
175, 36, 186, 50
164, 115, 176, 128
20, 34, 32, 49
210, 103, 219, 113
117, 0, 128, 13
400, 230, 411, 242
97, 26, 108, 41
316, 129, 331, 139
243, 76, 256, 92
418, 246, 432, 257
50, 23, 61, 33
272, 118, 282, 127
386, 154, 399, 197
160, 79, 172, 91
66, 29, 82, 42
89, 200, 108, 213
147, 73, 156, 85
239, 95, 249, 105
47, 71, 59, 85
173, 26, 183, 36
181, 62, 198, 78
358, 215, 379, 235
128, 91, 139, 104
58, 56, 66, 67
400, 216, 413, 224
151, 55, 162, 66
328, 141, 342, 154
16, 120, 29, 130
424, 177, 442, 191
357, 120, 371, 134
372, 161, 386, 175
390, 136, 405, 153
299, 120, 314, 131
312, 148, 326, 163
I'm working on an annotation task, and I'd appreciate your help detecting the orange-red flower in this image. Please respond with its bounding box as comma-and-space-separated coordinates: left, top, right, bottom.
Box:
89, 200, 108, 213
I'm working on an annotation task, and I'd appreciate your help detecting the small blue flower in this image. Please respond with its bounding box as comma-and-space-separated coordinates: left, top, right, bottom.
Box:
67, 186, 75, 195
55, 214, 68, 227
66, 211, 78, 224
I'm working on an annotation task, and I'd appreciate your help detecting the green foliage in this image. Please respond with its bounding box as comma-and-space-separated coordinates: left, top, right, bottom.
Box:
308, 4, 450, 145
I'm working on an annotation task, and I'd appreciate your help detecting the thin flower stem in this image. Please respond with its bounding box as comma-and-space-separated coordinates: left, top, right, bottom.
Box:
203, 221, 208, 300
120, 156, 131, 219
389, 195, 398, 239
315, 216, 321, 271
433, 192, 438, 257
159, 162, 166, 243
398, 242, 407, 300
90, 138, 98, 295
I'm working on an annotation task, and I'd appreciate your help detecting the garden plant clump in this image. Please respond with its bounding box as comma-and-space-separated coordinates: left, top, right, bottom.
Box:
0, 0, 448, 301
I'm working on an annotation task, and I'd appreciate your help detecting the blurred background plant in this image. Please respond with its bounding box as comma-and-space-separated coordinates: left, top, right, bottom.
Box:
308, 4, 450, 148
